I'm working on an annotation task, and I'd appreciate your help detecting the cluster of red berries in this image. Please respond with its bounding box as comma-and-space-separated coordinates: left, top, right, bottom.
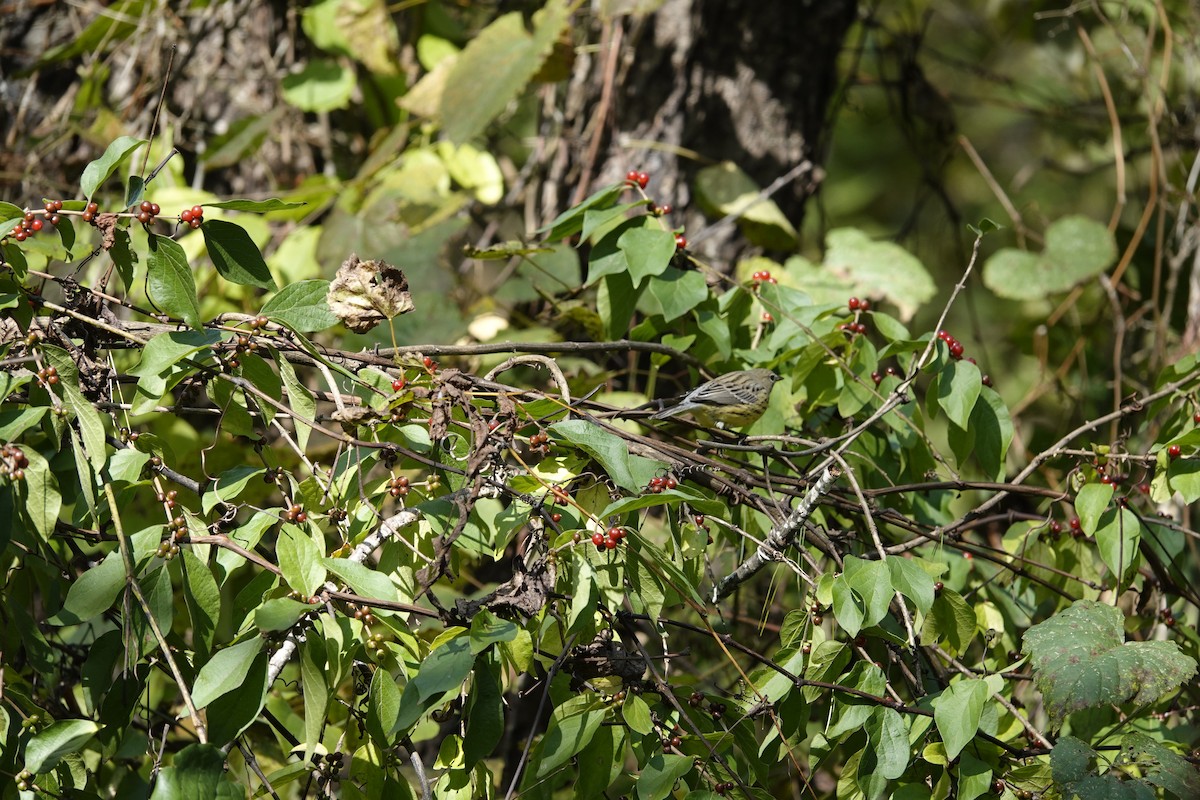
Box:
1161, 607, 1177, 628
871, 366, 900, 385
645, 475, 677, 494
8, 201, 63, 242
1, 443, 29, 482
422, 356, 438, 373
1167, 444, 1182, 460
659, 722, 684, 750
81, 201, 101, 224
529, 431, 551, 457
810, 601, 824, 626
550, 485, 570, 504
135, 200, 162, 225
352, 604, 377, 625
156, 489, 180, 509
751, 269, 777, 285
387, 475, 410, 498
625, 170, 650, 189
283, 503, 308, 524
35, 365, 59, 387
249, 315, 270, 331
590, 525, 626, 550
179, 204, 205, 229
840, 321, 868, 336
848, 297, 871, 312
648, 202, 672, 216
117, 426, 140, 444
674, 233, 687, 250
937, 329, 965, 360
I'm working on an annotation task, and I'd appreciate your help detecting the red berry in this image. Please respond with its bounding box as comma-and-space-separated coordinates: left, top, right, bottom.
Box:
659, 204, 672, 214
591, 532, 605, 547
296, 512, 308, 523
1049, 520, 1062, 534
626, 170, 639, 185
29, 218, 43, 232
1168, 444, 1182, 459
665, 478, 677, 490
848, 297, 861, 310
189, 219, 202, 229
761, 312, 774, 322
140, 200, 153, 213
191, 205, 203, 217
550, 513, 562, 523
423, 356, 434, 369
136, 211, 151, 224
181, 209, 193, 222
981, 375, 992, 387
150, 203, 161, 216
605, 537, 619, 550
391, 378, 405, 391
47, 214, 60, 226
86, 202, 98, 213
871, 371, 882, 385
949, 342, 964, 359
860, 299, 870, 311
636, 171, 649, 189
854, 322, 867, 334
23, 211, 34, 223
1069, 517, 1081, 531
675, 234, 687, 249
44, 201, 55, 214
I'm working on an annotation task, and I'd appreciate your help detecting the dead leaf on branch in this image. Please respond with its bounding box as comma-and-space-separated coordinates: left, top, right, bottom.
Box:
326, 253, 415, 333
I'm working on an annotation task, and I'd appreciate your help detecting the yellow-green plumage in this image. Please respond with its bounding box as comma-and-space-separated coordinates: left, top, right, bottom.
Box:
651, 368, 782, 428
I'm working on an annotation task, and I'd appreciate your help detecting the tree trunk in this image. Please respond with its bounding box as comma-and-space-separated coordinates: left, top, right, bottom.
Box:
546, 0, 858, 266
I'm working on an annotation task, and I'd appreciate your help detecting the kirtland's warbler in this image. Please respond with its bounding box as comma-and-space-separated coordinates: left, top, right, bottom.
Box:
651, 368, 782, 428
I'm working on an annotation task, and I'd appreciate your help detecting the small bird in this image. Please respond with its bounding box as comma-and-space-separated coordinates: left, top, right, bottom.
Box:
651, 368, 783, 429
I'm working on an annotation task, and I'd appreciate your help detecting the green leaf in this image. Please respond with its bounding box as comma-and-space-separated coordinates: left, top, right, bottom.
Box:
1094, 507, 1142, 580
620, 226, 678, 286
300, 638, 329, 760
970, 387, 1013, 480
281, 59, 356, 112
440, 0, 571, 143
1022, 600, 1198, 728
180, 551, 221, 656
468, 610, 519, 653
866, 707, 909, 780
367, 665, 401, 747
642, 268, 709, 323
202, 466, 266, 514
1121, 731, 1200, 799
932, 678, 988, 760
824, 228, 935, 322
533, 694, 606, 779
635, 753, 695, 800
201, 219, 276, 289
80, 136, 146, 200
261, 279, 339, 332
983, 215, 1117, 300
464, 654, 505, 768
549, 418, 666, 492
936, 359, 981, 429
393, 636, 475, 733
150, 743, 244, 800
277, 524, 327, 597
323, 557, 400, 604
191, 637, 265, 709
19, 448, 61, 541
958, 752, 994, 800
832, 556, 892, 638
254, 597, 313, 631
43, 345, 108, 473
886, 556, 936, 615
23, 719, 101, 774
919, 588, 976, 655
129, 330, 221, 398
206, 198, 306, 213
147, 234, 201, 329
51, 551, 124, 625
203, 650, 269, 746
1051, 736, 1095, 785
621, 693, 654, 735
537, 183, 625, 240
694, 161, 798, 250
1076, 483, 1114, 535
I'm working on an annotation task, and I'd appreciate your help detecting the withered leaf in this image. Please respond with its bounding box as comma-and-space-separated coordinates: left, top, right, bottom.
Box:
326, 253, 415, 333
